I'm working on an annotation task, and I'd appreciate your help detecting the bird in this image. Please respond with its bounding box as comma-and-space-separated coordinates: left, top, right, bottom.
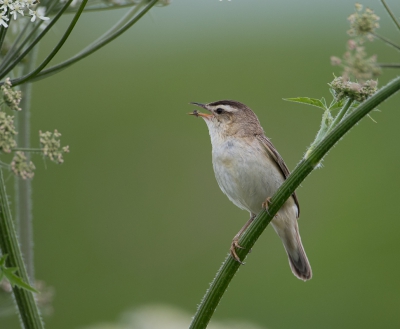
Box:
189, 100, 312, 281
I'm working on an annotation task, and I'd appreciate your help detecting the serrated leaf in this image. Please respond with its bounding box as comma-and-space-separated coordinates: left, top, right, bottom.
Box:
283, 97, 327, 110
2, 267, 38, 293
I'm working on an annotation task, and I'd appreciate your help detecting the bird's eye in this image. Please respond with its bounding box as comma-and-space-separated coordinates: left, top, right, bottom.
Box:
216, 108, 224, 114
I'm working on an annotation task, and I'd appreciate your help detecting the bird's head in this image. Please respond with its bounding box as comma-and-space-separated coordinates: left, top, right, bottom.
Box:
189, 100, 263, 138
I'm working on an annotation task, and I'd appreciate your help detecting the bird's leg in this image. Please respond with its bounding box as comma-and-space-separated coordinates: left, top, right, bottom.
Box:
262, 197, 272, 215
230, 214, 256, 264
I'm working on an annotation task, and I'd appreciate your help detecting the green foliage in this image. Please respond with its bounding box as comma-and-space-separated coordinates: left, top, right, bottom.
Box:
0, 255, 38, 293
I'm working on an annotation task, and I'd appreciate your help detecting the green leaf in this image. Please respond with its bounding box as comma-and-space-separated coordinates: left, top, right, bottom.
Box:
0, 254, 7, 266
283, 97, 327, 110
2, 267, 38, 293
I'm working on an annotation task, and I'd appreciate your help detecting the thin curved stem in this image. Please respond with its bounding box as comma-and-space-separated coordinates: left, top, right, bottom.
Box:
189, 75, 400, 329
0, 0, 73, 79
12, 148, 43, 152
0, 2, 59, 72
9, 0, 89, 86
11, 0, 158, 85
378, 63, 400, 68
372, 32, 400, 51
380, 0, 400, 31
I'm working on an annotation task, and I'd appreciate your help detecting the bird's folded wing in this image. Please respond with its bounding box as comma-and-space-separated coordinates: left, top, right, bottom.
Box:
256, 135, 300, 218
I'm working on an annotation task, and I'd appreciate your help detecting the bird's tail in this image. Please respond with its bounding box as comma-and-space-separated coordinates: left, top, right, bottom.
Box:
271, 217, 312, 281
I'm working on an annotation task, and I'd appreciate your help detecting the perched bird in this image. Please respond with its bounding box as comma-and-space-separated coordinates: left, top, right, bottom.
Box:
190, 100, 312, 281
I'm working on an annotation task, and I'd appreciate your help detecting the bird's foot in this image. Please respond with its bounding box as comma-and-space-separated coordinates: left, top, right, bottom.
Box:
230, 237, 245, 265
262, 196, 272, 210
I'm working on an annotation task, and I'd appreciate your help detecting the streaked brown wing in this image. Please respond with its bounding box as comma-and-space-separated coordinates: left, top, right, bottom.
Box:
256, 135, 300, 218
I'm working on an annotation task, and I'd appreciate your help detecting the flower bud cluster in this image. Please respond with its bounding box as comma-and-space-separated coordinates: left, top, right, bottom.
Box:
0, 111, 17, 153
39, 130, 69, 164
347, 4, 380, 41
11, 151, 35, 179
1, 78, 21, 111
329, 77, 377, 102
331, 40, 381, 83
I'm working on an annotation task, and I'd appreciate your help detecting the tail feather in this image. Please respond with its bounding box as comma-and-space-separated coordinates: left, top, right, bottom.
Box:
286, 232, 312, 281
271, 216, 312, 281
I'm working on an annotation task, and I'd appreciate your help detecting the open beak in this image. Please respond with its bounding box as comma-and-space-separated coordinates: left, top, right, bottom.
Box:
188, 102, 213, 119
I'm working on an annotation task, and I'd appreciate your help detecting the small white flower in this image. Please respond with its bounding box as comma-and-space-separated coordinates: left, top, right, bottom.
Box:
10, 1, 24, 20
0, 11, 9, 27
0, 0, 14, 12
29, 7, 49, 22
24, 0, 37, 8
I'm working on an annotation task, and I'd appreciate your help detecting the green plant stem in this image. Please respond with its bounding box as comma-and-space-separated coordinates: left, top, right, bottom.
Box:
0, 0, 74, 79
0, 170, 44, 329
0, 2, 59, 72
15, 49, 38, 281
12, 148, 43, 152
0, 13, 10, 51
189, 75, 400, 329
10, 0, 158, 85
372, 32, 400, 51
329, 98, 353, 131
381, 0, 400, 31
9, 0, 89, 86
378, 63, 400, 68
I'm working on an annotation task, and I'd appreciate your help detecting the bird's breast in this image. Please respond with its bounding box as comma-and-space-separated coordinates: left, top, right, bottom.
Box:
211, 137, 284, 214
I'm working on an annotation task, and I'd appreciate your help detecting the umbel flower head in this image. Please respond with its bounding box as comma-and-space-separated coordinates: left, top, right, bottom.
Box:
11, 151, 35, 179
0, 0, 49, 26
329, 76, 377, 102
331, 39, 381, 83
1, 78, 22, 111
39, 130, 69, 164
0, 111, 17, 153
347, 3, 380, 41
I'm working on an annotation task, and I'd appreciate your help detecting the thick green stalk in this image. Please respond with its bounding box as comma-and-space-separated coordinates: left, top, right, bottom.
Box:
0, 170, 44, 329
189, 75, 400, 329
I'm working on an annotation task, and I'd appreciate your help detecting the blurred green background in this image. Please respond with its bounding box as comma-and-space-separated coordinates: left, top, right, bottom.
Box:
2, 0, 400, 328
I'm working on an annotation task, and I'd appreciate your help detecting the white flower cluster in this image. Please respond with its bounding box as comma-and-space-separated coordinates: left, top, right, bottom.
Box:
0, 0, 49, 27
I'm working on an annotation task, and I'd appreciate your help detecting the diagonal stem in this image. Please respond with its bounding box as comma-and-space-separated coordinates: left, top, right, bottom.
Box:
372, 32, 400, 52
380, 0, 400, 31
0, 0, 74, 79
9, 0, 89, 86
189, 75, 400, 329
10, 0, 158, 85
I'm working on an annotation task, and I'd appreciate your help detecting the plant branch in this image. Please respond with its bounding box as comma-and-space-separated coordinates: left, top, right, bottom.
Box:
372, 32, 400, 51
0, 0, 74, 79
10, 0, 158, 84
189, 75, 400, 329
14, 48, 38, 281
380, 0, 400, 31
9, 0, 89, 86
12, 148, 43, 152
378, 63, 400, 68
329, 98, 353, 130
0, 169, 44, 329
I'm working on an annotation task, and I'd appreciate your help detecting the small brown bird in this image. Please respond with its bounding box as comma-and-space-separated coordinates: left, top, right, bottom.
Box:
190, 100, 312, 281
